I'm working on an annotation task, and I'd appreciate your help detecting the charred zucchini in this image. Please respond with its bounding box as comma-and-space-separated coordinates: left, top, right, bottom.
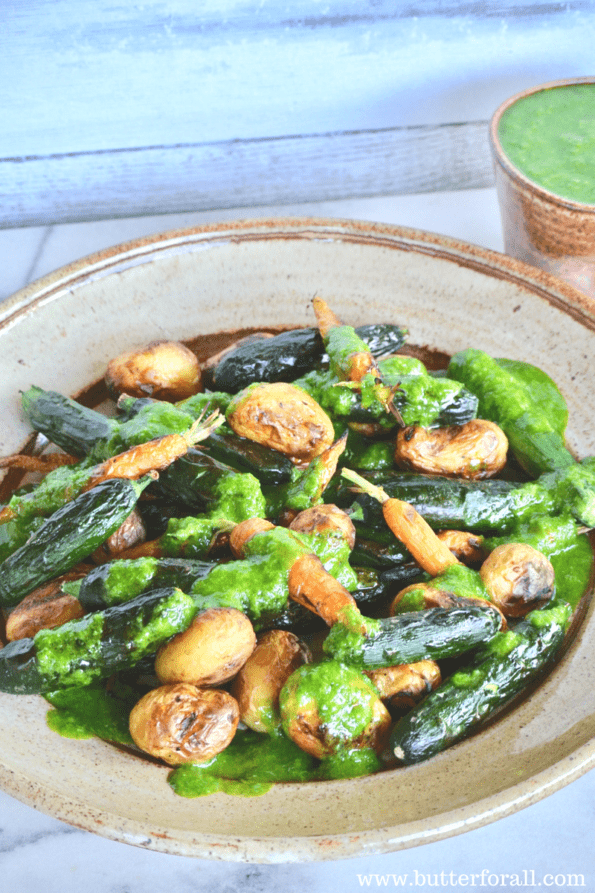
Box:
448, 348, 574, 477
0, 476, 153, 607
390, 601, 571, 763
0, 587, 197, 694
75, 556, 215, 610
323, 601, 502, 668
21, 386, 118, 457
204, 323, 408, 392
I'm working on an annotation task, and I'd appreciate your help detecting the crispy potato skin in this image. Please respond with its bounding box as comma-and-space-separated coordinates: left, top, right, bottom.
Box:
395, 419, 508, 479
366, 661, 442, 710
129, 683, 239, 765
5, 570, 87, 641
105, 340, 202, 401
289, 504, 356, 550
480, 543, 555, 617
230, 630, 311, 734
436, 529, 485, 565
155, 607, 256, 686
227, 382, 335, 463
280, 663, 391, 759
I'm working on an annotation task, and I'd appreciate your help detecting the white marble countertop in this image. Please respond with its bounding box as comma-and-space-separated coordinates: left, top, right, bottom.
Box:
0, 188, 593, 892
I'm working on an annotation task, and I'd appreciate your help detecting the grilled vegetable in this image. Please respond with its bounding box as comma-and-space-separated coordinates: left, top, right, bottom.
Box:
338, 462, 595, 532
21, 387, 230, 463
0, 476, 154, 608
5, 570, 87, 641
0, 587, 198, 694
479, 542, 555, 617
394, 419, 508, 480
105, 339, 202, 401
289, 503, 356, 549
129, 683, 239, 765
74, 556, 215, 610
21, 386, 118, 458
323, 600, 502, 668
390, 601, 572, 764
294, 362, 479, 432
155, 606, 256, 686
0, 414, 223, 527
366, 661, 442, 710
312, 296, 383, 383
448, 348, 574, 477
204, 323, 408, 392
279, 660, 391, 760
200, 428, 295, 485
341, 467, 460, 578
230, 629, 311, 735
226, 381, 335, 464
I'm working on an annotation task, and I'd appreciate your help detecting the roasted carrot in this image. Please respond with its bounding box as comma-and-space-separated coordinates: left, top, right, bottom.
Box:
83, 411, 224, 490
288, 552, 367, 633
312, 297, 404, 424
0, 452, 78, 473
0, 411, 224, 528
341, 467, 460, 577
312, 296, 380, 383
229, 518, 275, 558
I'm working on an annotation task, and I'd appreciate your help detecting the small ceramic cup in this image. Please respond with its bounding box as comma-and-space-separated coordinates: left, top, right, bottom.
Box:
489, 78, 595, 299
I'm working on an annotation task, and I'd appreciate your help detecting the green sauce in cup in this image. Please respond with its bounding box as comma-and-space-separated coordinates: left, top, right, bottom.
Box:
498, 83, 595, 205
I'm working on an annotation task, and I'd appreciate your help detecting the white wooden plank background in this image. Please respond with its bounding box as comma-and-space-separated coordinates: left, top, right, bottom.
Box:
2, 1, 595, 227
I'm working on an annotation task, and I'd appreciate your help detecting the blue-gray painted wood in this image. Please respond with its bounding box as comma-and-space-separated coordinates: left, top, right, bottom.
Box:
2, 1, 594, 226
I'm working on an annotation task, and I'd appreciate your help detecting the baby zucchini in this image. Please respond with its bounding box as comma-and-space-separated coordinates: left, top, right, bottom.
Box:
390, 601, 571, 763
323, 601, 502, 668
204, 323, 408, 392
0, 587, 198, 694
0, 476, 154, 607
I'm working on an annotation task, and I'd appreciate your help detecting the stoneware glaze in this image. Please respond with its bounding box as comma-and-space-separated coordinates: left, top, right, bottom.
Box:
0, 218, 594, 862
489, 77, 595, 300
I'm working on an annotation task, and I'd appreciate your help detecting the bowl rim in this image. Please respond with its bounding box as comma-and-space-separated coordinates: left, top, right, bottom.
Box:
488, 76, 595, 212
1, 215, 595, 862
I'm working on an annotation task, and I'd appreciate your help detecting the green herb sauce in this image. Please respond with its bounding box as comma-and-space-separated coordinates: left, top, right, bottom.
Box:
498, 83, 595, 204
190, 526, 357, 622
279, 660, 382, 749
45, 682, 137, 744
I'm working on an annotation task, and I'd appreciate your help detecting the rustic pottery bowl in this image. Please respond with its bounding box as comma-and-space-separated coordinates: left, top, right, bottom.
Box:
1, 218, 595, 862
489, 77, 595, 300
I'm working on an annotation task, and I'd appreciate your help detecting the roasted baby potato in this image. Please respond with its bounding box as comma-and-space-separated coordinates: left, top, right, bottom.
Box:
91, 509, 146, 563
155, 606, 256, 686
5, 570, 87, 641
480, 542, 555, 617
230, 629, 311, 734
226, 382, 335, 463
105, 340, 202, 401
129, 682, 239, 765
395, 419, 508, 479
366, 661, 442, 710
289, 503, 356, 549
279, 660, 391, 759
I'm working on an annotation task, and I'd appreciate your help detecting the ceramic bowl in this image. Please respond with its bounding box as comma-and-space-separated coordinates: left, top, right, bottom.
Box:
489, 77, 595, 299
0, 218, 595, 862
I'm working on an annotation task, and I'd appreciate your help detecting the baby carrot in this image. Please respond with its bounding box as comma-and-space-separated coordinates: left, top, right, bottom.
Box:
312, 296, 380, 383
83, 411, 224, 490
288, 552, 368, 633
341, 467, 460, 578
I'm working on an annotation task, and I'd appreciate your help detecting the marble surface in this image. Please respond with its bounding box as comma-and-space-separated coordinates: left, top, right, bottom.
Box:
1, 188, 594, 892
